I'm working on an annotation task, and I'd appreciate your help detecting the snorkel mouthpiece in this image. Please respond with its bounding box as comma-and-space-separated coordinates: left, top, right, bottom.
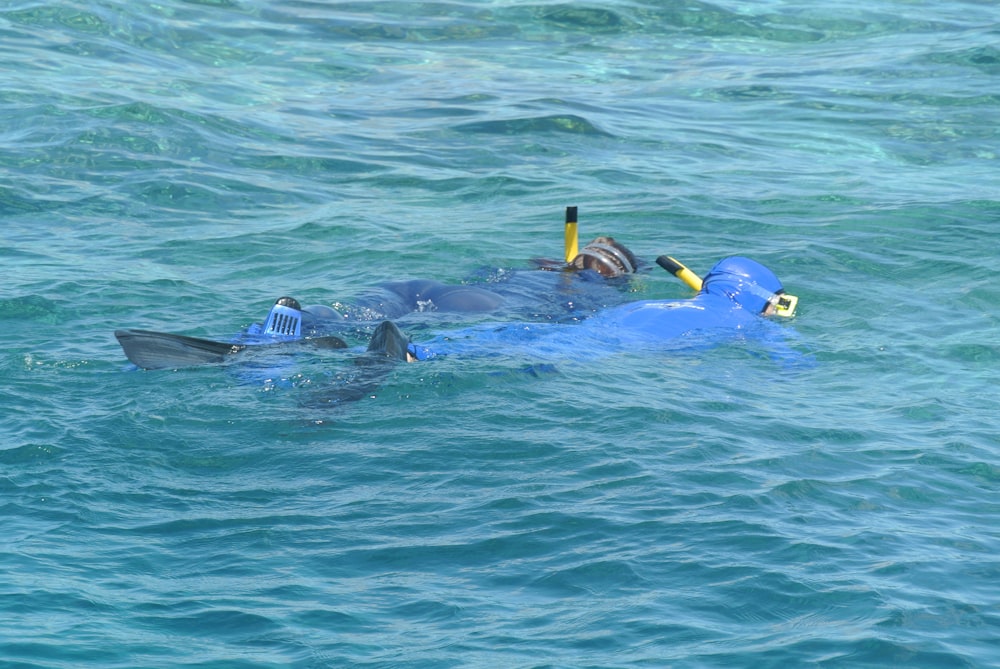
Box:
263, 296, 303, 337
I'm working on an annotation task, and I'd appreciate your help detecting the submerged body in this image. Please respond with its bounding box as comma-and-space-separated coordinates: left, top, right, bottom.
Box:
426, 298, 745, 358
298, 236, 641, 328
346, 270, 630, 320
406, 256, 794, 361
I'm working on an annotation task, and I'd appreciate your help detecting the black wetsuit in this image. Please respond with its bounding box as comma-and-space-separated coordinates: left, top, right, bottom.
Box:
302, 267, 638, 329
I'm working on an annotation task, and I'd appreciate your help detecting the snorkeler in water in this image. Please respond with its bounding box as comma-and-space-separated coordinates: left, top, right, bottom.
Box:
372, 255, 799, 364
114, 253, 799, 407
115, 254, 796, 369
114, 235, 641, 370
297, 236, 640, 327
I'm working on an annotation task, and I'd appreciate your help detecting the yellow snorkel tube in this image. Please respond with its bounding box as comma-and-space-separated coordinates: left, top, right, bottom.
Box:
564, 206, 579, 263
655, 254, 798, 317
655, 255, 703, 292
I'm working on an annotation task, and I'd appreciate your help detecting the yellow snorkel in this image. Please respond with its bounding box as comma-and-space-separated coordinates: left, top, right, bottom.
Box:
655, 254, 798, 317
655, 255, 703, 292
564, 206, 579, 263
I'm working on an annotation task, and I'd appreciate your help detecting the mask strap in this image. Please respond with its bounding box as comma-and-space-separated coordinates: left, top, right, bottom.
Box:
743, 282, 798, 317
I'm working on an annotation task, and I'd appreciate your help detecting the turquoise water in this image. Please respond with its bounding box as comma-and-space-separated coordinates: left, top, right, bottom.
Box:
3, 1, 999, 666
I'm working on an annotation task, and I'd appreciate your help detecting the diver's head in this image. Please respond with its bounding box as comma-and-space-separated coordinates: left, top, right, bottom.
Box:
701, 256, 786, 314
570, 237, 638, 278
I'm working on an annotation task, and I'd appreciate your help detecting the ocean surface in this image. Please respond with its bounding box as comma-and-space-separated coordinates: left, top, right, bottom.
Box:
3, 1, 999, 667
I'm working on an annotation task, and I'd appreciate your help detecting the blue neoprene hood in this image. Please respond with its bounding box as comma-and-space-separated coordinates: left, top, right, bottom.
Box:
701, 256, 784, 313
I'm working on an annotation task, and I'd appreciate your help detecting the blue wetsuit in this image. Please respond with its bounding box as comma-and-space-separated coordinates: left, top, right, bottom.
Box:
406, 257, 795, 361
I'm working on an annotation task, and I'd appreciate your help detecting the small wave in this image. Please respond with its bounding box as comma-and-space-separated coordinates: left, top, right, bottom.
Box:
0, 295, 62, 323
456, 114, 613, 136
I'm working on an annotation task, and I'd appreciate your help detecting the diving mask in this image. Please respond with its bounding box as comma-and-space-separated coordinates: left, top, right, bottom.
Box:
768, 292, 799, 318
571, 237, 637, 277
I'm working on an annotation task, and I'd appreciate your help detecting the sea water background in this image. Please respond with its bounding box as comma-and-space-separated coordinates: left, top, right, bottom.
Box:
2, 1, 999, 667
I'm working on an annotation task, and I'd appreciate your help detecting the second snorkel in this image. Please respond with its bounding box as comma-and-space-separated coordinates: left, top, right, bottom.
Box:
564, 206, 579, 263
655, 255, 703, 292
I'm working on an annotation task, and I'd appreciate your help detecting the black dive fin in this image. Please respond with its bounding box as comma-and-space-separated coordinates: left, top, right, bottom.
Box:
303, 322, 409, 408
114, 329, 349, 370
364, 321, 410, 361
115, 329, 247, 370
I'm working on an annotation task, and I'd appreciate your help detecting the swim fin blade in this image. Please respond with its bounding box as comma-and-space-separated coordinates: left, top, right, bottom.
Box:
364, 321, 410, 361
115, 329, 348, 370
115, 329, 245, 370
